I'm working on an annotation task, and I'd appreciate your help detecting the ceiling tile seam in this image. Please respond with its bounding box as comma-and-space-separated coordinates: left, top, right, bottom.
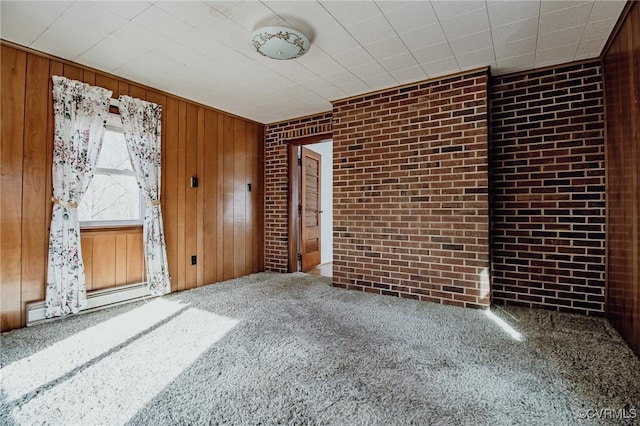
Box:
430, 1, 462, 72
30, 1, 75, 48
94, 1, 153, 25
219, 2, 242, 20
258, 0, 347, 102
298, 75, 347, 103
533, 0, 543, 67
111, 53, 152, 78
315, 1, 385, 91
373, 0, 431, 80
72, 17, 137, 63
169, 34, 239, 71
89, 4, 181, 67
174, 25, 257, 74
152, 5, 197, 29
323, 15, 401, 89
134, 4, 192, 44
483, 1, 498, 70
574, 1, 598, 61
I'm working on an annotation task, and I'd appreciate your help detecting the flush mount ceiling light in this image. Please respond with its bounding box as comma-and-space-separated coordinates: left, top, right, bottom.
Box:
249, 26, 310, 60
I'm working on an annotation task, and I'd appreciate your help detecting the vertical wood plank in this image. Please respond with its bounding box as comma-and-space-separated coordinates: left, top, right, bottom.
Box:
21, 54, 49, 317
623, 20, 634, 349
196, 107, 205, 286
50, 61, 64, 79
91, 235, 116, 290
83, 70, 95, 86
62, 64, 83, 81
95, 74, 119, 98
634, 6, 640, 355
81, 236, 93, 291
0, 46, 26, 331
223, 115, 235, 279
81, 230, 145, 289
233, 118, 247, 277
176, 101, 187, 291
129, 84, 146, 101
203, 110, 218, 285
604, 1, 640, 357
115, 234, 127, 286
245, 122, 256, 274
164, 97, 179, 292
185, 103, 198, 290
126, 232, 144, 284
118, 81, 129, 98
217, 114, 225, 283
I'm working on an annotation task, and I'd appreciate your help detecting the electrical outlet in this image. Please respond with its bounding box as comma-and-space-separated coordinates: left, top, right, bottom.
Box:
191, 255, 197, 265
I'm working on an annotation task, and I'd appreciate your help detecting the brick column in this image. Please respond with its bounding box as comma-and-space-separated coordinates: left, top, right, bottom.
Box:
332, 69, 490, 308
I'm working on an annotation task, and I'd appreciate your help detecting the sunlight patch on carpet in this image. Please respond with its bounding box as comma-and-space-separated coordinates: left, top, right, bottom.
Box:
484, 309, 524, 341
4, 305, 237, 425
1, 298, 186, 401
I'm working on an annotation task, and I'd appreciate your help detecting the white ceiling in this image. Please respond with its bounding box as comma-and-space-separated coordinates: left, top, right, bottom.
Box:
0, 0, 626, 124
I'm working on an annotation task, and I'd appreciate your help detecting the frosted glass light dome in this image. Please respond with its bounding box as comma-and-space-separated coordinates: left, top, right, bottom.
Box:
249, 26, 310, 60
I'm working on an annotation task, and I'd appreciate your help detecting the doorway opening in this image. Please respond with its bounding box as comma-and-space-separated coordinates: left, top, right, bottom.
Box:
287, 133, 332, 275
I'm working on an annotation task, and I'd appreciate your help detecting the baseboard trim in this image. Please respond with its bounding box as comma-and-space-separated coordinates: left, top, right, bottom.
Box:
26, 283, 156, 327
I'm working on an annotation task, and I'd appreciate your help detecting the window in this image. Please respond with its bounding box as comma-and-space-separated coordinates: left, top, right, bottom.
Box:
79, 113, 144, 227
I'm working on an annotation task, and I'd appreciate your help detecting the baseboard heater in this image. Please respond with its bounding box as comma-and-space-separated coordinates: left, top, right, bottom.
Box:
26, 283, 155, 327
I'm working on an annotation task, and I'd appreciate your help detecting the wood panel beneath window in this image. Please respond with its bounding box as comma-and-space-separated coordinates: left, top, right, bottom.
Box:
81, 227, 145, 291
0, 42, 265, 332
603, 1, 640, 357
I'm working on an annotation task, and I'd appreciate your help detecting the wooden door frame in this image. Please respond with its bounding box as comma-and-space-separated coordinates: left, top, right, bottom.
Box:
301, 147, 322, 271
287, 132, 332, 272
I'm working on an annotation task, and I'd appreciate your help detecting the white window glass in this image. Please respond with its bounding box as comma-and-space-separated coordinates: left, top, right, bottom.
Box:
79, 116, 144, 227
96, 130, 133, 170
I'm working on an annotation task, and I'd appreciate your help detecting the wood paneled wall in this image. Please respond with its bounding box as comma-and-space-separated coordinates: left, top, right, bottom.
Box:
0, 43, 264, 332
603, 1, 640, 357
81, 228, 145, 291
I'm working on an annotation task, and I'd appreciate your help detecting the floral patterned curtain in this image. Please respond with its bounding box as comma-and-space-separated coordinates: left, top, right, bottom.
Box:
45, 76, 112, 318
118, 96, 171, 295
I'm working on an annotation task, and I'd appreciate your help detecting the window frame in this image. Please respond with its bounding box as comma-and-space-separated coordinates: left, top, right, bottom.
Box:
79, 116, 145, 230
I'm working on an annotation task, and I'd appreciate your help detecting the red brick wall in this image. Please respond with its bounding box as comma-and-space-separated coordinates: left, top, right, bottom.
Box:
263, 62, 605, 315
332, 69, 491, 308
490, 62, 606, 315
264, 112, 332, 272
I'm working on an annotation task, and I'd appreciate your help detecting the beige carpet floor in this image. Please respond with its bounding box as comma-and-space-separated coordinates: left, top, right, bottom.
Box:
1, 272, 638, 425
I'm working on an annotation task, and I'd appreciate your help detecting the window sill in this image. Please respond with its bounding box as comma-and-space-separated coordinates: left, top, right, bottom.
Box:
80, 224, 143, 234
